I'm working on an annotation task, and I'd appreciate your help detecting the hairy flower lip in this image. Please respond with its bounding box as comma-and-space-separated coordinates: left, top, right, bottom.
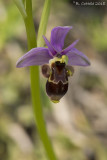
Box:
16, 26, 91, 68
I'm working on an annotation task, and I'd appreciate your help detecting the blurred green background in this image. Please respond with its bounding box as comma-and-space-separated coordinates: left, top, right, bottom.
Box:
0, 0, 107, 160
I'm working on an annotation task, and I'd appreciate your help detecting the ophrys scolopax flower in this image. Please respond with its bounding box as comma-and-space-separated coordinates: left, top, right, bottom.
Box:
16, 26, 90, 103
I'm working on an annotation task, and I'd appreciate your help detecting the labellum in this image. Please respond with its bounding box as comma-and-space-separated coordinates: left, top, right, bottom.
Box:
41, 55, 74, 103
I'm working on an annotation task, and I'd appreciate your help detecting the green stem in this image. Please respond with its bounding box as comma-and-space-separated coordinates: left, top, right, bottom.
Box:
24, 0, 57, 160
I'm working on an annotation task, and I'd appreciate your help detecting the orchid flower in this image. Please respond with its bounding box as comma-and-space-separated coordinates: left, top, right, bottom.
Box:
16, 26, 90, 103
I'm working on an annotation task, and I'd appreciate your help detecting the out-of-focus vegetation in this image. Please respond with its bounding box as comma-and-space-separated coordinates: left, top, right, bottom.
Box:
0, 0, 107, 160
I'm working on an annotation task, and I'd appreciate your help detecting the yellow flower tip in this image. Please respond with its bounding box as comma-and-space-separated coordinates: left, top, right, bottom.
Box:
68, 69, 73, 76
51, 100, 60, 103
62, 55, 68, 64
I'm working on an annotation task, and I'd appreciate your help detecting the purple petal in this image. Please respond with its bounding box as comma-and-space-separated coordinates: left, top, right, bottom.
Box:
66, 48, 90, 66
43, 36, 57, 56
50, 26, 73, 52
16, 47, 52, 68
61, 39, 79, 55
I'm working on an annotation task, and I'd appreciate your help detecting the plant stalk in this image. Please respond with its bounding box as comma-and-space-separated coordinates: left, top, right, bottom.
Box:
23, 0, 57, 160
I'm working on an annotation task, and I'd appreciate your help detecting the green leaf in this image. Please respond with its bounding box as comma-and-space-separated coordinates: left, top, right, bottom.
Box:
37, 0, 51, 47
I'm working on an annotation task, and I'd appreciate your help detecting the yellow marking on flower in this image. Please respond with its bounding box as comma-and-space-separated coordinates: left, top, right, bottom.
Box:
51, 100, 59, 103
67, 69, 73, 76
49, 55, 68, 65
62, 55, 68, 64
